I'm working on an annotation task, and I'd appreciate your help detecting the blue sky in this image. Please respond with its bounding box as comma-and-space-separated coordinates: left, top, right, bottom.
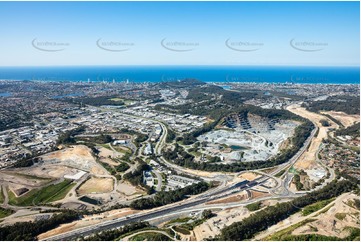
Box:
0, 1, 359, 66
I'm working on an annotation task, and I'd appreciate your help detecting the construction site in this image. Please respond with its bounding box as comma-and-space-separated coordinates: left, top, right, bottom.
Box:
0, 145, 142, 215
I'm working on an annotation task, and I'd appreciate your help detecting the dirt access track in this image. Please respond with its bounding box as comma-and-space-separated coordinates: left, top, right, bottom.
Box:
321, 111, 359, 128
286, 104, 338, 170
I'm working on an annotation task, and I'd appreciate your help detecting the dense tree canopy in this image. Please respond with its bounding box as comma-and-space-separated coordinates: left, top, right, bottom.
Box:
335, 122, 360, 138
82, 222, 150, 241
303, 95, 360, 115
130, 181, 209, 210
0, 210, 80, 241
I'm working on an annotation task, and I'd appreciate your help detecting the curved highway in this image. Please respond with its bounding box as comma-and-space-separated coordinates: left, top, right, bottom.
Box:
43, 105, 320, 241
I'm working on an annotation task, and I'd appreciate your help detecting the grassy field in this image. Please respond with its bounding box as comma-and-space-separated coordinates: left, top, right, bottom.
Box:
189, 151, 202, 157
8, 179, 75, 206
302, 198, 335, 216
113, 146, 132, 154
274, 169, 286, 178
100, 143, 131, 154
79, 196, 101, 205
129, 232, 171, 241
109, 98, 133, 105
173, 226, 191, 235
8, 188, 39, 206
99, 160, 116, 174
335, 213, 347, 220
100, 143, 112, 150
46, 181, 76, 203
173, 218, 205, 234
265, 219, 316, 240
289, 166, 297, 174
0, 207, 13, 219
0, 186, 4, 204
166, 217, 193, 225
245, 201, 263, 211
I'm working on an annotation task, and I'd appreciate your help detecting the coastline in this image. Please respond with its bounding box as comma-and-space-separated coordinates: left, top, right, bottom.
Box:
0, 65, 359, 84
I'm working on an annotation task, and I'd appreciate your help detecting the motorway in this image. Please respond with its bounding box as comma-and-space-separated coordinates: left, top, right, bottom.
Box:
43, 177, 273, 241
269, 123, 318, 196
42, 107, 318, 241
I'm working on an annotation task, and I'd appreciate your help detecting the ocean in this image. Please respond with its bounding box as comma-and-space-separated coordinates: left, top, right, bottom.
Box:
0, 66, 359, 84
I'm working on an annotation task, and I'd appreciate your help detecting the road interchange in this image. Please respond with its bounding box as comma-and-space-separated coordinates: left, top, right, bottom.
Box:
42, 105, 322, 241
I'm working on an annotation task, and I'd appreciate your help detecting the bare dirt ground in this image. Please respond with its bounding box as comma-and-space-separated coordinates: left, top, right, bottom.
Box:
292, 193, 359, 238
261, 178, 277, 189
97, 147, 121, 166
206, 191, 248, 205
178, 198, 280, 241
0, 171, 51, 189
77, 177, 114, 195
41, 145, 106, 175
20, 165, 79, 179
117, 181, 143, 197
1, 145, 109, 193
260, 167, 279, 174
250, 190, 269, 199
183, 206, 251, 241
255, 192, 360, 240
182, 168, 228, 178
290, 182, 297, 191
60, 201, 89, 210
279, 137, 292, 151
37, 208, 139, 240
190, 199, 278, 241
98, 146, 118, 159
99, 157, 119, 167
113, 145, 132, 154
43, 145, 92, 161
286, 105, 337, 170
321, 111, 360, 128
239, 172, 259, 181
0, 209, 37, 225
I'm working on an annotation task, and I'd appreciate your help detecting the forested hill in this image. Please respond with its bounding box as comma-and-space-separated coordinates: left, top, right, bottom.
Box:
335, 122, 360, 138
158, 78, 206, 88
155, 83, 298, 120
303, 95, 360, 115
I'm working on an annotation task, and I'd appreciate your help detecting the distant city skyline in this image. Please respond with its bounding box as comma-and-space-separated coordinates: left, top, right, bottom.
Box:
0, 1, 359, 66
